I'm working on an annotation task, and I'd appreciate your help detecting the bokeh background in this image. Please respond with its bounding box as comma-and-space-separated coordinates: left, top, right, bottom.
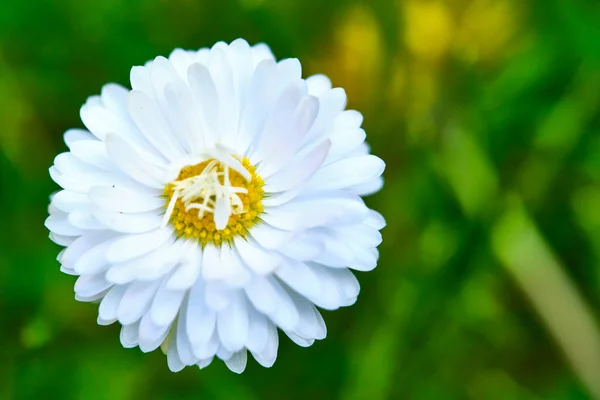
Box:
1, 0, 600, 398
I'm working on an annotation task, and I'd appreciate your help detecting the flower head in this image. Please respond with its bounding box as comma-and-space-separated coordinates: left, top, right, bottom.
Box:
46, 39, 385, 373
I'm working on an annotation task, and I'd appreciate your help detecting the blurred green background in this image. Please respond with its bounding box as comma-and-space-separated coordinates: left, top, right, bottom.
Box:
1, 0, 600, 398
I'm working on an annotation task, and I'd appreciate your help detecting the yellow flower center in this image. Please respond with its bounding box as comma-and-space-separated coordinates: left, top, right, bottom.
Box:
163, 157, 264, 247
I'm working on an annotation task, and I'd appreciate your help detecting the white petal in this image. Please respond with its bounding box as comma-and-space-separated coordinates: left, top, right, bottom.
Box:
161, 327, 185, 372
148, 56, 180, 106
312, 231, 355, 268
45, 214, 84, 237
167, 335, 186, 372
167, 246, 202, 290
193, 330, 220, 360
187, 63, 218, 149
51, 191, 88, 213
331, 224, 383, 248
266, 280, 300, 332
245, 307, 270, 354
61, 232, 112, 267
217, 347, 233, 362
251, 43, 275, 66
130, 66, 153, 97
204, 282, 233, 311
176, 299, 199, 365
227, 39, 253, 125
326, 267, 360, 302
105, 133, 166, 189
197, 357, 214, 369
313, 228, 378, 271
305, 264, 358, 309
264, 139, 330, 193
220, 245, 251, 287
275, 260, 323, 302
120, 321, 141, 348
260, 94, 319, 177
69, 140, 115, 171
223, 349, 247, 374
306, 155, 385, 192
261, 192, 368, 231
127, 90, 183, 160
251, 79, 308, 164
186, 280, 217, 350
74, 273, 112, 299
73, 236, 119, 274
138, 311, 171, 353
276, 58, 302, 84
50, 233, 77, 247
237, 59, 277, 155
98, 315, 117, 326
287, 291, 327, 340
64, 128, 95, 147
105, 238, 178, 284
349, 247, 379, 272
209, 46, 238, 147
260, 187, 304, 208
68, 209, 105, 230
348, 176, 384, 196
284, 331, 315, 348
80, 96, 133, 141
54, 150, 96, 176
98, 285, 128, 322
201, 243, 223, 281
51, 162, 151, 194
251, 321, 278, 368
234, 236, 282, 275
365, 209, 386, 230
117, 280, 161, 325
244, 276, 279, 315
101, 83, 131, 121
278, 234, 323, 260
92, 208, 162, 234
150, 279, 186, 326
191, 47, 211, 65
245, 59, 301, 158
326, 128, 366, 163
304, 87, 347, 143
163, 81, 204, 153
149, 57, 197, 153
306, 74, 332, 97
105, 228, 173, 263
247, 222, 294, 249
334, 110, 364, 130
83, 95, 166, 167
89, 185, 163, 213
216, 292, 249, 352
61, 266, 78, 276
168, 48, 194, 80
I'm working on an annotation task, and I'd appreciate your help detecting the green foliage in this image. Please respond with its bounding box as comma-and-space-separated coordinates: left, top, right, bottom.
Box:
1, 0, 600, 398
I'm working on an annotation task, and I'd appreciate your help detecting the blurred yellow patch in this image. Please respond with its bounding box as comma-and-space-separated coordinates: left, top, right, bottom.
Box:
454, 0, 518, 64
311, 4, 383, 109
403, 0, 454, 63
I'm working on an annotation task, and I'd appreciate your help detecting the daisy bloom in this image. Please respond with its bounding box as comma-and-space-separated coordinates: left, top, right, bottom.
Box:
46, 39, 385, 373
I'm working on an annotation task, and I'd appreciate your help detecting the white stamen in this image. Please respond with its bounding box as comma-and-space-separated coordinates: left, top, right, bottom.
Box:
162, 156, 250, 230
161, 187, 180, 228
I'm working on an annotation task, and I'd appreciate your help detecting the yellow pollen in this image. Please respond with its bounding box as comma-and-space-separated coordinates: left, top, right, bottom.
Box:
163, 157, 264, 247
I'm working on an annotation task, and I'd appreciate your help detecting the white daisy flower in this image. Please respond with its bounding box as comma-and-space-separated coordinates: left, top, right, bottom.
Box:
46, 38, 385, 373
